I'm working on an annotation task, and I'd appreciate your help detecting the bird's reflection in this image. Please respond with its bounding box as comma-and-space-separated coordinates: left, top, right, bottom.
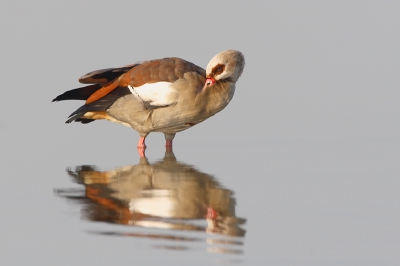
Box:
55, 151, 246, 253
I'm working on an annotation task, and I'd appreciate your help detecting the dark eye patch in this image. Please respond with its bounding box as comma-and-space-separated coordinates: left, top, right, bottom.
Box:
212, 64, 225, 76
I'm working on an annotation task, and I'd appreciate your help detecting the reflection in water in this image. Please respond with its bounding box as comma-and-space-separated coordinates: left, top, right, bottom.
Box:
55, 151, 246, 254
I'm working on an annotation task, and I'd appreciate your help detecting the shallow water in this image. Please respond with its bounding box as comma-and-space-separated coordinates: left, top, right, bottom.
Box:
55, 152, 246, 249
3, 137, 399, 265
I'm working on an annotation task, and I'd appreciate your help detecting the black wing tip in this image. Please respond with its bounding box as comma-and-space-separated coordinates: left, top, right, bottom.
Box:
65, 119, 94, 124
76, 118, 95, 124
52, 93, 71, 102
65, 113, 94, 124
65, 112, 84, 123
52, 84, 102, 103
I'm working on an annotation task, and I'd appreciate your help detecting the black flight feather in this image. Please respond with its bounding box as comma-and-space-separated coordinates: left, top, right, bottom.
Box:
52, 84, 101, 102
65, 86, 131, 124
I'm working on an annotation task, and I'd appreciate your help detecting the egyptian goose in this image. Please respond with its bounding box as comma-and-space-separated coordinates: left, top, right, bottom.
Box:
53, 50, 245, 155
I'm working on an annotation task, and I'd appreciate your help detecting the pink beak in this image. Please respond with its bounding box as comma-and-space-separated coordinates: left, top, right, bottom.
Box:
203, 77, 216, 90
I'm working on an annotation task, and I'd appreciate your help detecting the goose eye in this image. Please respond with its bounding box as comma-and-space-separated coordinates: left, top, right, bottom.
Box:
212, 64, 225, 76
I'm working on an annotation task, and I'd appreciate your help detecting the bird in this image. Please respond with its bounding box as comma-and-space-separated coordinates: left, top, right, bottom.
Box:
53, 50, 245, 156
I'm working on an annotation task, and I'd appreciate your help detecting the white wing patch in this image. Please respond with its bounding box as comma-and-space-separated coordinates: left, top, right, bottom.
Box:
128, 82, 178, 107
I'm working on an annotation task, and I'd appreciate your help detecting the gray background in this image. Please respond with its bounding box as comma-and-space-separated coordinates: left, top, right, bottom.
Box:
1, 1, 399, 265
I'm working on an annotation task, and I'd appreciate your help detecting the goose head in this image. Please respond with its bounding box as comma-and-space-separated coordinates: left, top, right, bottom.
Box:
204, 50, 245, 87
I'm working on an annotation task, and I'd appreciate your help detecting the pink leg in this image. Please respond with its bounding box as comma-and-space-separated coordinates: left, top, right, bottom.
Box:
165, 139, 173, 147
137, 137, 147, 148
206, 207, 217, 220
137, 147, 146, 158
137, 137, 147, 158
165, 139, 173, 153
